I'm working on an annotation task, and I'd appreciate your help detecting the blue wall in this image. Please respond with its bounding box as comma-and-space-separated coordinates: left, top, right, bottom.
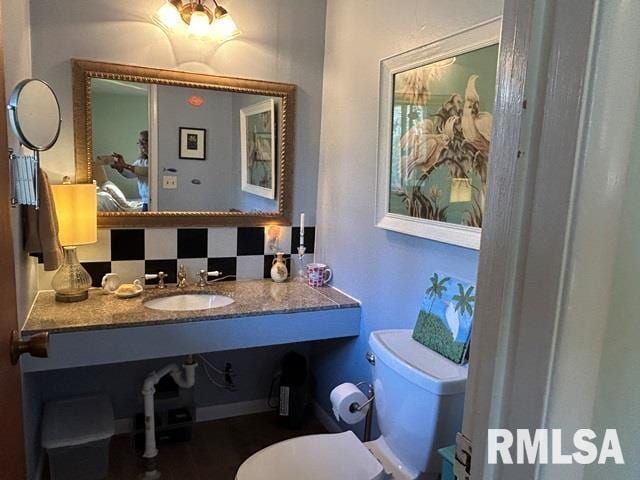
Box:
311, 0, 503, 435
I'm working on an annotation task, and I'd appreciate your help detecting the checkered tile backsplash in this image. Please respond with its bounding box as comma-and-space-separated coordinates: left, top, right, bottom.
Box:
37, 226, 316, 290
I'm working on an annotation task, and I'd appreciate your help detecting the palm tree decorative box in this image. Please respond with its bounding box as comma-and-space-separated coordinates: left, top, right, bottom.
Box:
412, 272, 476, 364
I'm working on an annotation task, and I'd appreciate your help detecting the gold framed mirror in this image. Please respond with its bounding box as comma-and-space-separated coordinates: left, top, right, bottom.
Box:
72, 59, 295, 227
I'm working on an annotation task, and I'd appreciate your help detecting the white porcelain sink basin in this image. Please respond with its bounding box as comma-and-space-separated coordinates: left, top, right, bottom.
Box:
144, 294, 234, 311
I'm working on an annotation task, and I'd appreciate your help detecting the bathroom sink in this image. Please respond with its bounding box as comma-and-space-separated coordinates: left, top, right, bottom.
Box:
144, 294, 234, 311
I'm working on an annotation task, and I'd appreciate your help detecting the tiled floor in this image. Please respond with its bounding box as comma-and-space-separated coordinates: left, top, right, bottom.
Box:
104, 413, 326, 480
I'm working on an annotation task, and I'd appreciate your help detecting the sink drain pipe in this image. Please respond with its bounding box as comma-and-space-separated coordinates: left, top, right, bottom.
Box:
141, 355, 198, 479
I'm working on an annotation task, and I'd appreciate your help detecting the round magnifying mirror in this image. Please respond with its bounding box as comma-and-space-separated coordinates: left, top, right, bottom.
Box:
7, 79, 61, 152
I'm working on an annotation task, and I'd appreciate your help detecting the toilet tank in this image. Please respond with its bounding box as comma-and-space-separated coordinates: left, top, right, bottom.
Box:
368, 329, 468, 477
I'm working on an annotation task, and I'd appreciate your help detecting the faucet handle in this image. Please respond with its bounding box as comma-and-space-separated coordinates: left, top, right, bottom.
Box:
197, 270, 222, 287
143, 272, 167, 289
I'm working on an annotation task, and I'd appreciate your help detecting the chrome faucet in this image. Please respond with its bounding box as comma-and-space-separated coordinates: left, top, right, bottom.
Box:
177, 264, 188, 289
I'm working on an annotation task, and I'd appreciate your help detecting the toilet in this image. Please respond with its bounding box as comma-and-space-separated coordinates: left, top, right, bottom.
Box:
236, 329, 468, 480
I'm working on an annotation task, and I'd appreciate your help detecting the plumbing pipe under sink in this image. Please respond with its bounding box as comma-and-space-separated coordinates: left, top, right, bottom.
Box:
141, 356, 198, 479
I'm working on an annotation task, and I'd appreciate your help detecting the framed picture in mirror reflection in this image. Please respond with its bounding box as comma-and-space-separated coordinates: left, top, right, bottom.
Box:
240, 98, 276, 199
179, 127, 206, 160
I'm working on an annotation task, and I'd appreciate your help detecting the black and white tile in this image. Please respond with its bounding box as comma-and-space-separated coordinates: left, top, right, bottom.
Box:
237, 227, 265, 256
110, 229, 145, 261
207, 257, 237, 281
36, 225, 316, 290
207, 227, 238, 258
145, 228, 177, 260
177, 229, 208, 259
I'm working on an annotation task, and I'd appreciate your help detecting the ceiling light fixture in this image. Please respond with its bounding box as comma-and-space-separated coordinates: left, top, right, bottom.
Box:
155, 0, 241, 43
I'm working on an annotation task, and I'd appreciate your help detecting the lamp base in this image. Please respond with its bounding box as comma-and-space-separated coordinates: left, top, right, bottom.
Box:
55, 290, 89, 303
51, 246, 93, 303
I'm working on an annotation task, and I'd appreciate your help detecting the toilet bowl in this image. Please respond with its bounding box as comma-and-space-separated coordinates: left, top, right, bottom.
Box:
236, 431, 386, 480
236, 329, 468, 480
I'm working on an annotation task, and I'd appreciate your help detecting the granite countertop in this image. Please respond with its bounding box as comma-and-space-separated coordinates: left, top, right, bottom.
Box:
22, 279, 360, 335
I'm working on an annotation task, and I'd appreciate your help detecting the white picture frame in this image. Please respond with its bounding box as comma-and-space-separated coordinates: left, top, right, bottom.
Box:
240, 98, 276, 199
374, 18, 501, 250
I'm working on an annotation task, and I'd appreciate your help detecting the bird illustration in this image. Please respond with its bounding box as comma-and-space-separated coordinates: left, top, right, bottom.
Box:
400, 119, 434, 150
461, 74, 492, 158
401, 116, 457, 179
445, 301, 460, 341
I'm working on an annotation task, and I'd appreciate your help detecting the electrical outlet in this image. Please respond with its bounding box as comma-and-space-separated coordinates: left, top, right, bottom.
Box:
162, 175, 177, 189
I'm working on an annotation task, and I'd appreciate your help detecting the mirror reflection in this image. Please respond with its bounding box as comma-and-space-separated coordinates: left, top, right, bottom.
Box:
91, 78, 280, 214
9, 79, 61, 151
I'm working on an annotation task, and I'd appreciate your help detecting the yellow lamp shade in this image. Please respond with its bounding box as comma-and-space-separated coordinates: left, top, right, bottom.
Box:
51, 183, 97, 246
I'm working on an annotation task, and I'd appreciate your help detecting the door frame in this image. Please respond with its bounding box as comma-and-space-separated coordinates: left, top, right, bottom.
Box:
0, 1, 27, 477
148, 83, 158, 212
464, 0, 640, 478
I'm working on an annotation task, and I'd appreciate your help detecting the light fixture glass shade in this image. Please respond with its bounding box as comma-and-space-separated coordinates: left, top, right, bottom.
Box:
51, 247, 93, 302
51, 184, 97, 246
155, 1, 182, 29
211, 13, 241, 43
188, 9, 211, 38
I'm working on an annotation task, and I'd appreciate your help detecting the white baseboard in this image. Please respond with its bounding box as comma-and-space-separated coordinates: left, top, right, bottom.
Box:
196, 398, 273, 423
313, 400, 343, 433
113, 398, 274, 434
112, 399, 339, 436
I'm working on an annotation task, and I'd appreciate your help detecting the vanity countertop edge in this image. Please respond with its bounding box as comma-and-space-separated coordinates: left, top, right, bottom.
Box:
22, 279, 361, 335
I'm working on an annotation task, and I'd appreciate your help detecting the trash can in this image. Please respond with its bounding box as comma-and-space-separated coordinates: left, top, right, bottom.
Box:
42, 394, 114, 480
438, 445, 456, 480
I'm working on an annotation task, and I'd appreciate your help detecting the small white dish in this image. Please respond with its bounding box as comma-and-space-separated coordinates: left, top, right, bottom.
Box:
114, 280, 144, 299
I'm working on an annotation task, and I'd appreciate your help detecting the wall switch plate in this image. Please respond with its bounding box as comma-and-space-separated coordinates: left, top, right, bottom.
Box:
163, 175, 177, 189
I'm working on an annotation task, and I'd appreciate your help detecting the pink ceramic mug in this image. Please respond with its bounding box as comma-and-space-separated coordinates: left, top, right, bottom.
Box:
306, 263, 332, 287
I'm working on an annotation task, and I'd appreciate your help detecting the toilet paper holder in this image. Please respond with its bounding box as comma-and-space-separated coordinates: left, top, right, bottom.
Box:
350, 382, 375, 412
353, 382, 375, 442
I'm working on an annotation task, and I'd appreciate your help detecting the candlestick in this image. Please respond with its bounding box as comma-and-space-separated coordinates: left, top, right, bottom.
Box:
296, 245, 307, 281
299, 213, 305, 246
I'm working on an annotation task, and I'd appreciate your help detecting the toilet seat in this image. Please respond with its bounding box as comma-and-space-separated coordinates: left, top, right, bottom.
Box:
236, 431, 386, 480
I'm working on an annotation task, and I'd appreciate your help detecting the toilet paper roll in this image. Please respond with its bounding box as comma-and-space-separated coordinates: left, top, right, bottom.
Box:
330, 383, 369, 425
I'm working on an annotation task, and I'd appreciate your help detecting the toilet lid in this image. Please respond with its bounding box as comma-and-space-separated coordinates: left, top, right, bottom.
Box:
236, 431, 386, 480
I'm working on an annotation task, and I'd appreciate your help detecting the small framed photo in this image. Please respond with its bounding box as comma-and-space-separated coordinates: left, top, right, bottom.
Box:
179, 127, 206, 160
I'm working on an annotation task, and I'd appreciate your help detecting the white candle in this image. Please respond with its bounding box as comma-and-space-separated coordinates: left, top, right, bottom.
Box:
299, 213, 305, 246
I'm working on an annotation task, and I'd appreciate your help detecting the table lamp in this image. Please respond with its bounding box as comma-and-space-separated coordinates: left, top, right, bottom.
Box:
50, 180, 97, 302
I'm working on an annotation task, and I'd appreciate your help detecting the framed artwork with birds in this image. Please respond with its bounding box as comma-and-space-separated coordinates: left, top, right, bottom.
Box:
375, 18, 501, 249
412, 272, 476, 364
